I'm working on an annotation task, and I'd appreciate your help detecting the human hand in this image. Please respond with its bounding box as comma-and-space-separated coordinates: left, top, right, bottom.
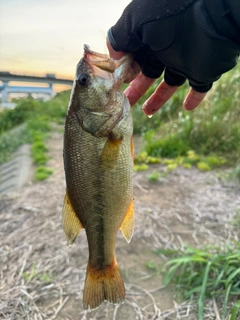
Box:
107, 38, 207, 115
107, 0, 240, 116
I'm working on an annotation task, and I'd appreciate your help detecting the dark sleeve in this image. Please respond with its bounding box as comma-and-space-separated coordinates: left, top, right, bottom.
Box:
108, 0, 195, 53
205, 0, 240, 44
108, 0, 240, 92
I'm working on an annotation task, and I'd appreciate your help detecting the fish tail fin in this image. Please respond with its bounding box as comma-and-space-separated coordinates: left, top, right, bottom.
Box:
83, 258, 125, 310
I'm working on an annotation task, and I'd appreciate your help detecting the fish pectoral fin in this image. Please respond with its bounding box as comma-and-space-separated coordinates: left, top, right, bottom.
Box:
131, 137, 134, 161
120, 198, 134, 243
62, 191, 83, 246
100, 136, 123, 170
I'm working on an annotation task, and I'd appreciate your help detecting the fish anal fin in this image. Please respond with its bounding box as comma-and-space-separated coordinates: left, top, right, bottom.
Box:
100, 136, 123, 170
120, 198, 134, 243
62, 191, 83, 246
83, 258, 125, 310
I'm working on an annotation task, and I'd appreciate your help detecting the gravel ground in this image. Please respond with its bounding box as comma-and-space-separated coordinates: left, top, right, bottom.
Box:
0, 130, 240, 319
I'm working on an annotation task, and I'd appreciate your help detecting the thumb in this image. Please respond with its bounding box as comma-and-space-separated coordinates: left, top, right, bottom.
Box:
106, 37, 125, 60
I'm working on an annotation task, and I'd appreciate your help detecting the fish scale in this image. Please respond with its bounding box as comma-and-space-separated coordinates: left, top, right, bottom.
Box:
62, 45, 134, 310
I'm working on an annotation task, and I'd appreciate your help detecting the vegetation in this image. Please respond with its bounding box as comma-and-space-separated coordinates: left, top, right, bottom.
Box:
155, 244, 240, 319
0, 90, 70, 180
134, 150, 226, 173
0, 63, 239, 317
35, 166, 54, 181
131, 64, 240, 173
22, 262, 54, 284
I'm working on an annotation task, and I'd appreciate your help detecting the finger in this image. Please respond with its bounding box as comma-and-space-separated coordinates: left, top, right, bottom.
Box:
106, 37, 125, 60
123, 61, 141, 83
124, 73, 156, 107
142, 80, 178, 116
183, 89, 208, 110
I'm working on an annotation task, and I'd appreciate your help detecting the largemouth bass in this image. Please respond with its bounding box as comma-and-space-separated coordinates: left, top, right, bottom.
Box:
62, 45, 134, 310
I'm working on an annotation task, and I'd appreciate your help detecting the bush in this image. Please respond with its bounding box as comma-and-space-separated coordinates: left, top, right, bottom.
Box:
141, 65, 240, 161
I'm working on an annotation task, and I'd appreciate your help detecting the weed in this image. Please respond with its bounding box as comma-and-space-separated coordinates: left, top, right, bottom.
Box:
35, 166, 53, 181
134, 151, 161, 164
197, 161, 211, 171
167, 163, 178, 171
0, 125, 31, 164
22, 263, 54, 284
22, 263, 37, 282
145, 260, 157, 271
133, 164, 149, 172
148, 170, 160, 182
140, 65, 240, 162
145, 134, 190, 158
230, 300, 240, 320
231, 163, 240, 180
156, 244, 240, 319
232, 208, 240, 227
31, 136, 49, 165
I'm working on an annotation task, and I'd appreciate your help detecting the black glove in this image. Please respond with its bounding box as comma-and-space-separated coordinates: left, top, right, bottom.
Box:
108, 0, 240, 93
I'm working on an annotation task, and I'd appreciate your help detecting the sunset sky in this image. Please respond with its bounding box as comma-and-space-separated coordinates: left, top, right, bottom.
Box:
0, 0, 131, 79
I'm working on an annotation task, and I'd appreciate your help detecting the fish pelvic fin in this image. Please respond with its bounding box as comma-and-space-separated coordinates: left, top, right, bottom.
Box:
100, 135, 123, 170
83, 258, 125, 310
62, 191, 83, 246
120, 198, 134, 243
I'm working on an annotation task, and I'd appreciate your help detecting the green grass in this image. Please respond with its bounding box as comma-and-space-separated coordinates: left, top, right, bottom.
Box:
22, 263, 55, 284
155, 244, 240, 319
0, 91, 70, 178
148, 170, 160, 182
31, 135, 49, 165
134, 150, 227, 173
232, 208, 240, 227
0, 125, 32, 164
133, 64, 240, 170
231, 163, 240, 180
35, 166, 53, 181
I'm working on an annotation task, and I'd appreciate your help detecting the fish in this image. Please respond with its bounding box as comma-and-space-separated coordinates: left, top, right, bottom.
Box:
62, 44, 134, 310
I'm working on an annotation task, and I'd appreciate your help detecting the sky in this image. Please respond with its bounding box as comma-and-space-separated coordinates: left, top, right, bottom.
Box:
0, 0, 131, 79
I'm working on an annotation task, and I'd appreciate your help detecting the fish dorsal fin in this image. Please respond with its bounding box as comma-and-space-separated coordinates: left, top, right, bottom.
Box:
62, 191, 83, 246
120, 198, 134, 243
100, 136, 123, 170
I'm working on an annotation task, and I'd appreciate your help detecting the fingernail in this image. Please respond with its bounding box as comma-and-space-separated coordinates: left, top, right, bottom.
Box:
183, 98, 195, 110
142, 102, 155, 116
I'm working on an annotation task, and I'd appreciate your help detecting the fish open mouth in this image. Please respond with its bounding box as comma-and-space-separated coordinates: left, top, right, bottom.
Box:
83, 44, 130, 80
84, 44, 115, 72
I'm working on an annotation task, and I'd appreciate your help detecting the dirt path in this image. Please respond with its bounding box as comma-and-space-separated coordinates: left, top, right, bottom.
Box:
0, 130, 240, 319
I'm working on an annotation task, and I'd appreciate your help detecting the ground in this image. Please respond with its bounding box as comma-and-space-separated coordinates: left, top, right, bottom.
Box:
0, 130, 240, 319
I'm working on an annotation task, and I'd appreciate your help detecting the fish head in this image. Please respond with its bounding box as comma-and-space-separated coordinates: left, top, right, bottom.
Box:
68, 45, 132, 137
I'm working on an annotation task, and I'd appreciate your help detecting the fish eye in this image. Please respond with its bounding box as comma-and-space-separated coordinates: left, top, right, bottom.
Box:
77, 73, 88, 86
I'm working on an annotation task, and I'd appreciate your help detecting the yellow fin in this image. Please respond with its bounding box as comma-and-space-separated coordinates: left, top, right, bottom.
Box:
100, 136, 123, 170
62, 191, 83, 246
131, 137, 134, 161
83, 258, 125, 310
120, 198, 134, 243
